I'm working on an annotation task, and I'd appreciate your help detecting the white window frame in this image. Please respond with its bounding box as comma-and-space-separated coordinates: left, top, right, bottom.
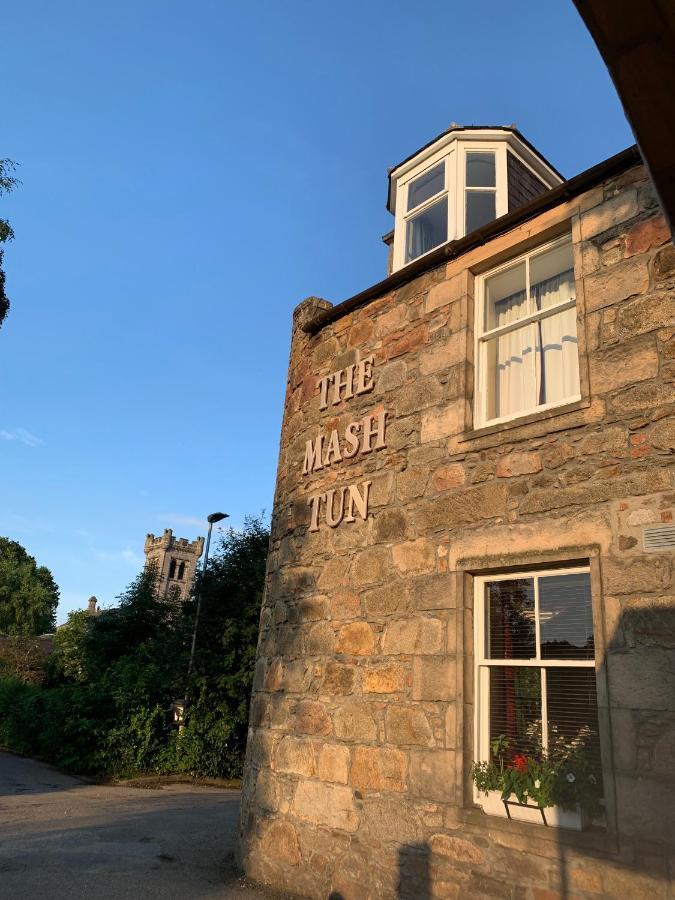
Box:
394, 149, 454, 269
472, 565, 597, 806
459, 144, 507, 236
473, 234, 580, 429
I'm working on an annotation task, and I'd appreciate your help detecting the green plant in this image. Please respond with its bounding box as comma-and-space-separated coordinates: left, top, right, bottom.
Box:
471, 728, 603, 817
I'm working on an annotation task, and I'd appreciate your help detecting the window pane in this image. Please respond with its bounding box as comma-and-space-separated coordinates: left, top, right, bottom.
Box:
466, 190, 496, 233
407, 162, 445, 212
486, 578, 535, 659
534, 306, 580, 407
546, 668, 603, 793
484, 261, 526, 331
489, 666, 541, 758
485, 323, 536, 420
530, 242, 575, 310
467, 152, 496, 187
405, 196, 447, 262
540, 573, 594, 660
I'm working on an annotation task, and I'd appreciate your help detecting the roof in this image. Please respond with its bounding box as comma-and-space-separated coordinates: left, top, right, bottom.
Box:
386, 125, 566, 213
305, 144, 641, 336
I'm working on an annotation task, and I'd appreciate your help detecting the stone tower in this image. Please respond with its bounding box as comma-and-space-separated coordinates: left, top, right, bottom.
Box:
144, 529, 205, 601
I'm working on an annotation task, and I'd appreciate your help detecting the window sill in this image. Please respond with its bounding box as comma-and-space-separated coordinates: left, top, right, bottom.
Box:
459, 397, 590, 444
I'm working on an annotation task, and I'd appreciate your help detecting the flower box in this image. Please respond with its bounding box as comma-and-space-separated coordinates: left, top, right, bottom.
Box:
478, 790, 590, 831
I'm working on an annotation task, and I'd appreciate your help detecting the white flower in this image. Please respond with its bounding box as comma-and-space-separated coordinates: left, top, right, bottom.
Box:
534, 779, 541, 789
566, 772, 576, 783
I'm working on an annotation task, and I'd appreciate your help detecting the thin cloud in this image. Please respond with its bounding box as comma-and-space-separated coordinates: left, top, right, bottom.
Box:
0, 427, 44, 447
157, 513, 207, 529
92, 547, 143, 566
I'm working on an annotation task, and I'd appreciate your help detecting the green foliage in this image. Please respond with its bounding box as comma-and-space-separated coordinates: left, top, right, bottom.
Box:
0, 517, 269, 780
0, 537, 59, 635
0, 158, 19, 328
470, 728, 603, 816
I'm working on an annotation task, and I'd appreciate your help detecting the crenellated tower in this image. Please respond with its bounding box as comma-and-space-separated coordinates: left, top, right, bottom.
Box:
143, 528, 204, 601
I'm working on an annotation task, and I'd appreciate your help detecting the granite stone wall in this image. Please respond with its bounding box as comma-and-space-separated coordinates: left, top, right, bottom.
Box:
238, 161, 675, 899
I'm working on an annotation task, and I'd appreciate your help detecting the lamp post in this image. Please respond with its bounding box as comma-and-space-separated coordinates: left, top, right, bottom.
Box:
183, 511, 229, 716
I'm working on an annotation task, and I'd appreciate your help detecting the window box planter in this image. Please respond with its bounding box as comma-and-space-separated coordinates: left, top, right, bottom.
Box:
478, 790, 590, 831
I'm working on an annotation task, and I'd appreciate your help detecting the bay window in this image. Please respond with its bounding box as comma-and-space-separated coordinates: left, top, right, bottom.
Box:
475, 236, 580, 427
465, 151, 497, 233
474, 567, 603, 811
404, 161, 448, 263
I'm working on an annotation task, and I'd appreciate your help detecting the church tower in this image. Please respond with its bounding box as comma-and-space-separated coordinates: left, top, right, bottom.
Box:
143, 528, 205, 601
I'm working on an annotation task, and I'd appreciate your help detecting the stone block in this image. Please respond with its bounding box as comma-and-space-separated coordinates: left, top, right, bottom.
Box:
578, 426, 626, 455
420, 401, 465, 443
495, 451, 542, 478
351, 547, 390, 585
360, 798, 420, 843
333, 701, 378, 741
392, 539, 436, 574
304, 622, 335, 656
318, 743, 350, 784
430, 462, 466, 491
603, 556, 671, 595
417, 483, 508, 529
518, 468, 670, 515
362, 662, 407, 694
385, 706, 434, 746
363, 581, 409, 615
581, 189, 638, 238
374, 508, 410, 543
589, 336, 659, 394
384, 323, 429, 360
609, 380, 675, 416
382, 616, 443, 655
259, 819, 301, 867
291, 780, 359, 832
608, 648, 675, 711
409, 750, 456, 801
397, 468, 430, 502
350, 746, 407, 792
425, 272, 467, 313
336, 621, 376, 655
413, 573, 456, 610
616, 293, 675, 340
650, 419, 675, 452
294, 700, 332, 736
329, 588, 361, 619
395, 377, 444, 416
419, 333, 465, 376
274, 735, 316, 776
653, 245, 675, 279
429, 833, 484, 865
322, 661, 357, 696
625, 215, 670, 256
412, 656, 456, 701
584, 255, 650, 312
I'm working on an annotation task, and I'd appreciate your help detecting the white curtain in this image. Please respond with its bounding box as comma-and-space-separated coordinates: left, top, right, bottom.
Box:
495, 289, 533, 418
532, 269, 578, 405
494, 268, 577, 417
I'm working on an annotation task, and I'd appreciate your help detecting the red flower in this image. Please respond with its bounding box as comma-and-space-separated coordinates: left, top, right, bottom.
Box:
509, 753, 528, 772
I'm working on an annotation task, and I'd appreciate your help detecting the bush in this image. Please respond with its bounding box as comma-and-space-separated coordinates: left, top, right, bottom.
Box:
0, 516, 269, 779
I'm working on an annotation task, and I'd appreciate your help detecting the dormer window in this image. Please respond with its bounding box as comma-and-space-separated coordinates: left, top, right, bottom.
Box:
405, 162, 448, 263
387, 127, 563, 274
465, 151, 496, 232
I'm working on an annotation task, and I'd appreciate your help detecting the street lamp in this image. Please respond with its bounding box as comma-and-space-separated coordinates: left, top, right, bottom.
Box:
184, 511, 229, 704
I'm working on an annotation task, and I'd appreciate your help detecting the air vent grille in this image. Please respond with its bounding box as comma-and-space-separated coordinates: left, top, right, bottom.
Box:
643, 525, 675, 553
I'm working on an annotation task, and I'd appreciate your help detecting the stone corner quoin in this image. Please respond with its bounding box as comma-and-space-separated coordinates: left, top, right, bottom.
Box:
238, 158, 675, 899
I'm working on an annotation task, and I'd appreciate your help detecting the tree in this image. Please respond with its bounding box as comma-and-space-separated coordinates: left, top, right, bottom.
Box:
0, 538, 59, 635
0, 159, 19, 329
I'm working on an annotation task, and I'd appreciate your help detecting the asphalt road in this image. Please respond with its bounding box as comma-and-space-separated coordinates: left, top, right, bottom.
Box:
0, 751, 299, 900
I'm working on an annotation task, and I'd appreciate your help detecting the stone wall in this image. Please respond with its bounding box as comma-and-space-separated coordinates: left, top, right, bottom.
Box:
238, 161, 675, 899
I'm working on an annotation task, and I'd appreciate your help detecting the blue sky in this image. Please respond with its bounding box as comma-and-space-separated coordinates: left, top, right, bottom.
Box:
1, 1, 632, 623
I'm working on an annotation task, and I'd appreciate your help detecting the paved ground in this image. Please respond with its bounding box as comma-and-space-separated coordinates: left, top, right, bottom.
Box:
0, 751, 299, 899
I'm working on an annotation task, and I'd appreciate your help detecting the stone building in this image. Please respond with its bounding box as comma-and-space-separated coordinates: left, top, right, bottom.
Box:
238, 125, 675, 899
144, 528, 204, 600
